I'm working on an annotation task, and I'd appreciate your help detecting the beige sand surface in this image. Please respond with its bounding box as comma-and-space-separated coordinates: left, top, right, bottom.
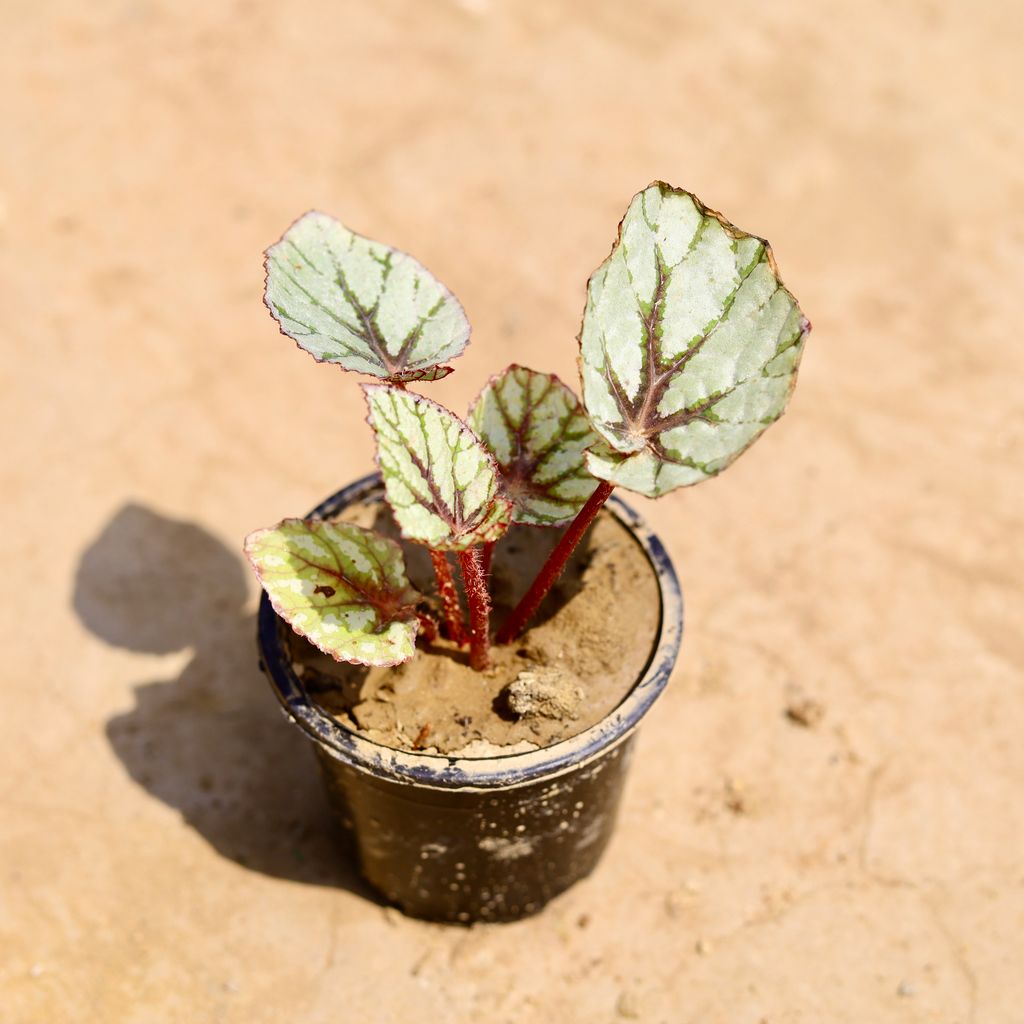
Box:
2, 1, 1022, 1021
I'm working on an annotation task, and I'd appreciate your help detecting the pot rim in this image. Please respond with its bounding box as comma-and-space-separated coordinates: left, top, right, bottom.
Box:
257, 473, 683, 791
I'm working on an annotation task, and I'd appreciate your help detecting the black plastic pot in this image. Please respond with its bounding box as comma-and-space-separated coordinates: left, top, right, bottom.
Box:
257, 474, 683, 923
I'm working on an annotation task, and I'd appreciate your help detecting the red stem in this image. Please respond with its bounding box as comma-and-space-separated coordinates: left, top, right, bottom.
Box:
496, 480, 614, 645
458, 547, 492, 671
429, 550, 466, 646
480, 540, 495, 577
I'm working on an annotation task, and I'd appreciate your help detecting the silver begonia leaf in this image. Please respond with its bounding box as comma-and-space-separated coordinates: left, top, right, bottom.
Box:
245, 518, 422, 667
469, 364, 600, 526
265, 211, 470, 382
579, 182, 810, 498
365, 385, 513, 552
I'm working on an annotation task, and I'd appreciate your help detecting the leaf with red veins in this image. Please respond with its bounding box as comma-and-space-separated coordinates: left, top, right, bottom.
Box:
264, 211, 470, 382
469, 364, 601, 527
245, 518, 423, 667
579, 182, 810, 498
365, 384, 513, 552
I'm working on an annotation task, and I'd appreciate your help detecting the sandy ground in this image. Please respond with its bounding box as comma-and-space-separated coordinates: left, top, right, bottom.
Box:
2, 1, 1022, 1021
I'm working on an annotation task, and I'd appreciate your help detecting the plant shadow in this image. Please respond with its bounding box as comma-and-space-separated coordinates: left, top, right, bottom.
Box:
74, 503, 381, 900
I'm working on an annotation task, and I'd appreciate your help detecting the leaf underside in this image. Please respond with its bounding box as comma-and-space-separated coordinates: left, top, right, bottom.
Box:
264, 211, 469, 382
469, 364, 600, 526
245, 518, 422, 667
365, 385, 513, 551
579, 182, 810, 498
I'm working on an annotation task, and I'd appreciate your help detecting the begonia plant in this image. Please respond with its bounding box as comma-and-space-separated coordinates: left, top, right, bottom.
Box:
245, 183, 810, 672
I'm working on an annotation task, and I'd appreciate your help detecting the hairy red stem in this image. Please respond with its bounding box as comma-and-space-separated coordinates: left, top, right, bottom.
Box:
480, 540, 495, 577
429, 550, 466, 646
458, 547, 492, 671
496, 480, 614, 644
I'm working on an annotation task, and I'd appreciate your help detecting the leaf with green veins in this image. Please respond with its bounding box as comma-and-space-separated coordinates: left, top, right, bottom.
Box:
264, 211, 470, 383
244, 518, 423, 667
468, 364, 601, 527
579, 181, 811, 498
364, 384, 513, 551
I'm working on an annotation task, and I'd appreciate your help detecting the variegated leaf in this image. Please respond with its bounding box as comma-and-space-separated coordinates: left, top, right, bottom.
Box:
264, 211, 470, 382
579, 182, 810, 498
245, 518, 422, 667
365, 384, 513, 551
468, 364, 600, 526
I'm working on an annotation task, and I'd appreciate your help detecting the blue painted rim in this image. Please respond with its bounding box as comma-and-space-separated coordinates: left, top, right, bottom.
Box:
257, 473, 684, 791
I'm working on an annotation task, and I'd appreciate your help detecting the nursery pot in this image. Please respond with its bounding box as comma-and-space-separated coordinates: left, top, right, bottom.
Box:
257, 474, 683, 923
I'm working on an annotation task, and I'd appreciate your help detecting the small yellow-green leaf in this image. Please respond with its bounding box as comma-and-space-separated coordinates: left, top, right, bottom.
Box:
264, 211, 470, 382
468, 364, 600, 526
365, 384, 513, 551
579, 182, 810, 498
245, 518, 422, 667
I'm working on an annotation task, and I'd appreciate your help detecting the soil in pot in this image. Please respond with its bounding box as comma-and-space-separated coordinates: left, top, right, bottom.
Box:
282, 495, 661, 756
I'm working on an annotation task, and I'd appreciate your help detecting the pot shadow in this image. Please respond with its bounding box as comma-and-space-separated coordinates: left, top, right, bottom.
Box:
74, 503, 381, 900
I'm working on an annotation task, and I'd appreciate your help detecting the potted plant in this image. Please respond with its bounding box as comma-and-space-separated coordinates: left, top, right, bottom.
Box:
247, 182, 810, 922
